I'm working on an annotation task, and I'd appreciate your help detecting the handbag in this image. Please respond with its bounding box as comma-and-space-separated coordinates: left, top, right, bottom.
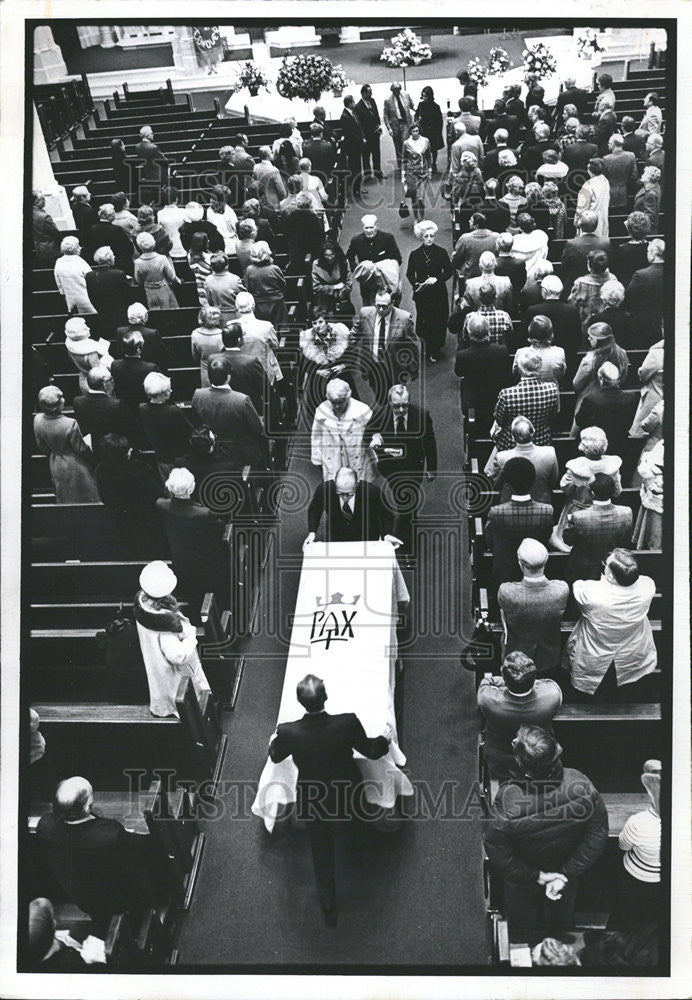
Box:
398, 200, 410, 218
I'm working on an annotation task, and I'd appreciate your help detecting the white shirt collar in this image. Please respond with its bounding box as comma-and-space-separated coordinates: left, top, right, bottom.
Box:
511, 494, 531, 502
592, 499, 611, 506
211, 384, 232, 391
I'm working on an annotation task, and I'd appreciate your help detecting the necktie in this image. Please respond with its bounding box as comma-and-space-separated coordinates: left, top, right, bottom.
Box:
395, 415, 406, 435
341, 497, 353, 523
374, 315, 386, 359
396, 94, 406, 120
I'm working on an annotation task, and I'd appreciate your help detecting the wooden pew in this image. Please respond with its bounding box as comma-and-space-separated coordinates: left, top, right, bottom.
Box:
33, 676, 227, 791
466, 435, 645, 482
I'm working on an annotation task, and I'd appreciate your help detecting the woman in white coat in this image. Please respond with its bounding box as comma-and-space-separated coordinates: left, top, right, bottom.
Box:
574, 158, 610, 239
311, 378, 374, 483
133, 561, 211, 718
53, 236, 96, 314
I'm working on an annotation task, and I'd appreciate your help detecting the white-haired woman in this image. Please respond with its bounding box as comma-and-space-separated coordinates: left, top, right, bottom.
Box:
633, 166, 662, 232
550, 425, 622, 550
310, 378, 374, 483
133, 559, 211, 718
633, 438, 663, 549
629, 338, 664, 438
498, 175, 527, 228
511, 212, 549, 280
64, 316, 113, 394
134, 231, 181, 310
405, 220, 453, 362
588, 278, 631, 344
53, 236, 96, 314
191, 305, 224, 388
401, 121, 433, 221
34, 385, 99, 503
244, 241, 288, 327
451, 149, 484, 210
206, 185, 238, 255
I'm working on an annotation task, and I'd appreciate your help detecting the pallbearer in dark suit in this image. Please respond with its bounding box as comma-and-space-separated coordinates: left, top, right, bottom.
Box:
339, 95, 368, 197
405, 220, 453, 362
268, 675, 391, 925
305, 466, 399, 547
355, 84, 385, 179
367, 385, 437, 551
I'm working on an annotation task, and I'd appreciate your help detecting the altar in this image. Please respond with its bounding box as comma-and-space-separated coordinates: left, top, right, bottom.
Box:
251, 541, 413, 832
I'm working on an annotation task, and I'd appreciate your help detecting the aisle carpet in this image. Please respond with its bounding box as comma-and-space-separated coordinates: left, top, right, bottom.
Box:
175, 130, 488, 968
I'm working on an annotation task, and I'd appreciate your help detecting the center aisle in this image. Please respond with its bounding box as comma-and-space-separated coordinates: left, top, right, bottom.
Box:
176, 134, 488, 967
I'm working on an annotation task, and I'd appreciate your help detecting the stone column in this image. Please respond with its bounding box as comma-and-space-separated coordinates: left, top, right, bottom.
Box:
32, 106, 75, 229
33, 26, 68, 85
171, 26, 201, 75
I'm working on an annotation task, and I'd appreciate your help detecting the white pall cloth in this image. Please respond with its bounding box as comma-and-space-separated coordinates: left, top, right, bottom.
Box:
252, 540, 413, 832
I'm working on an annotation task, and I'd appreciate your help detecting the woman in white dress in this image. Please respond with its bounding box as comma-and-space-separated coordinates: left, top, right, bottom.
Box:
54, 236, 96, 314
574, 158, 610, 239
207, 185, 238, 255
133, 561, 211, 719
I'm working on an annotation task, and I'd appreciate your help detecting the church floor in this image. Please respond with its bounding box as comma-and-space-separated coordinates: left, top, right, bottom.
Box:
174, 131, 488, 968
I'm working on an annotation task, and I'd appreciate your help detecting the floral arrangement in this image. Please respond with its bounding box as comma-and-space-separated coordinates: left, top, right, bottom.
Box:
521, 42, 558, 84
276, 54, 336, 102
328, 65, 354, 96
487, 46, 511, 76
575, 28, 605, 60
231, 62, 270, 95
466, 57, 488, 88
381, 29, 432, 86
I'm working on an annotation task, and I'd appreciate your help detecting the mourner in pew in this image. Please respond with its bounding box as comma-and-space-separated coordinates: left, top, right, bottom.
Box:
586, 278, 632, 345
139, 371, 194, 482
86, 203, 135, 275
29, 708, 56, 800
54, 236, 97, 316
485, 417, 558, 504
95, 433, 168, 557
497, 539, 569, 675
561, 547, 657, 698
73, 365, 139, 453
483, 725, 608, 936
455, 317, 512, 435
633, 439, 664, 550
623, 239, 665, 348
573, 361, 638, 455
551, 425, 622, 551
559, 212, 610, 296
609, 759, 661, 931
563, 473, 634, 582
26, 897, 105, 971
84, 246, 131, 340
513, 316, 566, 385
191, 356, 270, 470
111, 331, 162, 410
484, 458, 554, 585
115, 302, 171, 371
478, 652, 563, 781
34, 385, 100, 504
134, 560, 212, 716
492, 348, 559, 451
36, 777, 157, 936
522, 275, 581, 377
178, 201, 225, 254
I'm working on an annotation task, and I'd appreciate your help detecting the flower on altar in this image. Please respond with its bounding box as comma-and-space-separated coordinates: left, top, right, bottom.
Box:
521, 42, 558, 84
466, 57, 488, 88
380, 28, 433, 69
487, 46, 511, 77
276, 54, 336, 102
575, 28, 605, 60
230, 62, 271, 95
328, 65, 354, 96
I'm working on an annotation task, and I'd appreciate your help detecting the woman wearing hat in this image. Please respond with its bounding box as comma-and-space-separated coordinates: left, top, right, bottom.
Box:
53, 236, 96, 315
64, 316, 113, 395
133, 559, 212, 718
34, 385, 99, 504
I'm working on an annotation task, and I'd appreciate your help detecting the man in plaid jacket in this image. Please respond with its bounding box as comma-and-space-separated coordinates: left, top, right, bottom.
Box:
563, 474, 633, 583
460, 283, 514, 348
484, 457, 554, 585
492, 349, 559, 451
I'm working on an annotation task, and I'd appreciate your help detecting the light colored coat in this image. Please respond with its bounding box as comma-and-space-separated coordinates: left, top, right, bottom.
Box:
237, 313, 283, 384
54, 255, 96, 314
311, 398, 374, 482
575, 174, 610, 239
135, 606, 211, 718
562, 575, 657, 694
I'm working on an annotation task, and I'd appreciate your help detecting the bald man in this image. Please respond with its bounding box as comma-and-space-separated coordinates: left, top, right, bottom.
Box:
35, 777, 156, 935
305, 466, 398, 546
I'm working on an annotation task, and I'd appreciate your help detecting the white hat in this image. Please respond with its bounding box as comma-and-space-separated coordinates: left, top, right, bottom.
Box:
139, 561, 177, 598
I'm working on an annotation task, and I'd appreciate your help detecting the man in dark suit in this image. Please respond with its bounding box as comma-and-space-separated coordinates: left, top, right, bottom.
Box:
36, 777, 156, 936
367, 384, 437, 551
603, 134, 639, 209
554, 77, 589, 120
455, 315, 512, 435
520, 123, 557, 174
352, 290, 418, 403
345, 214, 402, 296
497, 539, 569, 675
594, 104, 618, 156
114, 303, 170, 372
494, 233, 526, 312
156, 466, 230, 620
305, 466, 397, 546
484, 457, 554, 585
523, 274, 582, 376
573, 361, 638, 455
312, 105, 334, 143
135, 126, 169, 201
111, 331, 161, 410
485, 103, 521, 146
339, 94, 368, 197
355, 84, 385, 179
563, 474, 634, 583
503, 84, 528, 126
475, 180, 512, 235
478, 650, 563, 780
139, 371, 194, 481
560, 211, 611, 295
303, 123, 337, 185
191, 357, 270, 469
86, 203, 134, 274
208, 321, 267, 417
73, 366, 138, 452
178, 202, 225, 253
32, 192, 61, 264
621, 117, 648, 160
624, 240, 665, 347
84, 246, 131, 340
482, 131, 518, 180
268, 674, 391, 925
561, 124, 598, 176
